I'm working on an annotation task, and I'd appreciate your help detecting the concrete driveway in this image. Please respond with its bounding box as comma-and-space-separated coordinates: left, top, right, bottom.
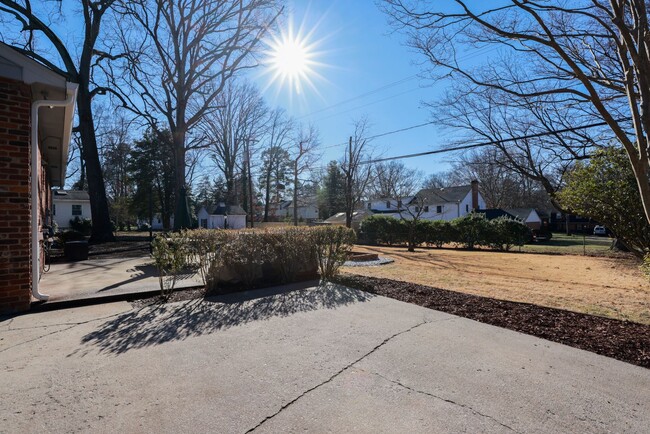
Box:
1, 283, 648, 433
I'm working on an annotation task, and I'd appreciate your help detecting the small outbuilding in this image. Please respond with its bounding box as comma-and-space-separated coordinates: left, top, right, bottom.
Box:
197, 203, 247, 229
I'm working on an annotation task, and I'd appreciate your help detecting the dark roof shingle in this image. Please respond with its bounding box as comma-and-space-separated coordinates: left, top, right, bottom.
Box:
416, 185, 472, 205
52, 190, 90, 201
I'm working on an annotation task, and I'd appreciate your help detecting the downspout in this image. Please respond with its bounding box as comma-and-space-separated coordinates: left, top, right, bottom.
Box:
30, 86, 76, 301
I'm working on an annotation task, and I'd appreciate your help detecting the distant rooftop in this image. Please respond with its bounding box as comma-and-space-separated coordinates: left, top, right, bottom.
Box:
52, 189, 89, 201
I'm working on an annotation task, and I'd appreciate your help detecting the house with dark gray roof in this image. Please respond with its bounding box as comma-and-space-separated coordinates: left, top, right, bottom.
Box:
197, 203, 247, 229
412, 181, 486, 221
364, 181, 486, 222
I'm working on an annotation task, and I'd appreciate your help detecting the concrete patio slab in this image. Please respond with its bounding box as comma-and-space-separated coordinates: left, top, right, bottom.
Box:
40, 256, 203, 303
1, 284, 648, 433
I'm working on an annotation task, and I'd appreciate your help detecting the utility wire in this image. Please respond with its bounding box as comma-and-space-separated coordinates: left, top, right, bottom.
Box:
310, 86, 423, 123
359, 119, 624, 166
296, 74, 419, 120
297, 45, 499, 121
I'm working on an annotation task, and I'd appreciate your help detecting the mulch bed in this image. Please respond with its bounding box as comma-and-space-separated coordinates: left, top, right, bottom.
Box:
130, 287, 206, 309
333, 274, 650, 369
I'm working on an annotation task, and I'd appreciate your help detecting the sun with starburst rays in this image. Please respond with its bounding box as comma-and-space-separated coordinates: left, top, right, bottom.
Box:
262, 14, 328, 99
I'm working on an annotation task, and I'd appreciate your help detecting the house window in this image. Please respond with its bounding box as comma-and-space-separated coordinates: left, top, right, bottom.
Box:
436, 205, 442, 214
397, 200, 402, 208
415, 206, 420, 213
386, 201, 390, 208
367, 202, 371, 210
72, 205, 82, 216
53, 204, 56, 216
466, 204, 470, 213
424, 206, 429, 213
200, 218, 208, 228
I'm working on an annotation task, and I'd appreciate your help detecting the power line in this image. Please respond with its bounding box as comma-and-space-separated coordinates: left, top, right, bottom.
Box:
360, 119, 622, 165
317, 119, 439, 152
311, 86, 423, 124
317, 80, 592, 153
297, 46, 499, 121
296, 74, 419, 120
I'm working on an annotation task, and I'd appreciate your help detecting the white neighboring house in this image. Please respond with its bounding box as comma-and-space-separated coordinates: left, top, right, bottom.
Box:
149, 214, 174, 230
365, 197, 415, 214
52, 190, 91, 229
367, 181, 486, 221
505, 208, 542, 230
197, 203, 247, 229
270, 198, 319, 221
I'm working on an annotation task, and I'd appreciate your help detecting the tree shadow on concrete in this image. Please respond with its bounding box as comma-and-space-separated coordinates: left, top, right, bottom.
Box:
77, 282, 375, 356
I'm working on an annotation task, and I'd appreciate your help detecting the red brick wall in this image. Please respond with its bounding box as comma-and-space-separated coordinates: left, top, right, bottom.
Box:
0, 77, 32, 314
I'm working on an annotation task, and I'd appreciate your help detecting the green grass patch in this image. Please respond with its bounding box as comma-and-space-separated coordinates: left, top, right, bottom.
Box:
521, 233, 613, 255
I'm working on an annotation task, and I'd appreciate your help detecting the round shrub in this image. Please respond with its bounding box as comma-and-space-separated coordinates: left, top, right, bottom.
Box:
487, 217, 532, 251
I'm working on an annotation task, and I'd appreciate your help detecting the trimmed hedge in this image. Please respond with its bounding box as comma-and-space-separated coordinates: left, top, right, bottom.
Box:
151, 226, 356, 295
360, 214, 531, 251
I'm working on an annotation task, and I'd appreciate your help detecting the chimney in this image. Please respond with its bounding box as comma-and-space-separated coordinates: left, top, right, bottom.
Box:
471, 180, 479, 210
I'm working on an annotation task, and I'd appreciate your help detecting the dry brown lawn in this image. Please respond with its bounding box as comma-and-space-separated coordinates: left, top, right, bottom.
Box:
343, 245, 650, 325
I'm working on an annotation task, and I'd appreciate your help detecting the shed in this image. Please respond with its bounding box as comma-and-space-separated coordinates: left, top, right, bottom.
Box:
203, 203, 248, 229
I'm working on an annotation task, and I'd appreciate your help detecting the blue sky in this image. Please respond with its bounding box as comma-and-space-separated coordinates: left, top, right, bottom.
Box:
16, 0, 468, 177
252, 0, 454, 175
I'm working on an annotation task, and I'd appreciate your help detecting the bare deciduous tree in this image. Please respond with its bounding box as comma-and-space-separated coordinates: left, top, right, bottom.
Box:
291, 124, 320, 226
388, 168, 425, 252
111, 0, 282, 228
382, 0, 650, 224
341, 119, 374, 228
371, 161, 419, 199
202, 81, 268, 206
258, 108, 294, 221
439, 84, 604, 211
445, 148, 553, 210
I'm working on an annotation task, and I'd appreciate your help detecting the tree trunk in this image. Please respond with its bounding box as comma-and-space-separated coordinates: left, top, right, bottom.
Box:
345, 137, 353, 228
263, 170, 271, 222
76, 90, 114, 242
293, 159, 298, 226
407, 222, 416, 252
172, 128, 186, 230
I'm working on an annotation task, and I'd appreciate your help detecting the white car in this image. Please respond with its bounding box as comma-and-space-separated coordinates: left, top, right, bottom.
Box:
593, 225, 607, 236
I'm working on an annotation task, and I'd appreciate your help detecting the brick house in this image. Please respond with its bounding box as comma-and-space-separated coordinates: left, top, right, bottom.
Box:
0, 43, 77, 314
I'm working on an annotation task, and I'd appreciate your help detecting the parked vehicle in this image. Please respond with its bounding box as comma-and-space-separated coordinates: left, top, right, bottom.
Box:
593, 225, 607, 236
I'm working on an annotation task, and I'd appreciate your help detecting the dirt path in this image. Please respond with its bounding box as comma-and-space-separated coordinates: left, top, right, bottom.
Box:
343, 246, 650, 324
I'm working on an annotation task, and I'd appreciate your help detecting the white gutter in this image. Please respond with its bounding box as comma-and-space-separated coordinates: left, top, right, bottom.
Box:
30, 83, 78, 301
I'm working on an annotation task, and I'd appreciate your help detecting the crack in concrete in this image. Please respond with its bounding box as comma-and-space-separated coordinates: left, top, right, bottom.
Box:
244, 320, 431, 433
0, 324, 80, 354
6, 311, 128, 331
0, 311, 128, 353
366, 370, 521, 433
